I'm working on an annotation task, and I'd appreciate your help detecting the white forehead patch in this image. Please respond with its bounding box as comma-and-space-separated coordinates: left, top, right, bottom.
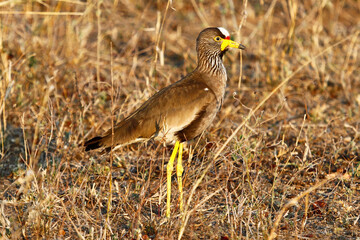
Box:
217, 27, 230, 38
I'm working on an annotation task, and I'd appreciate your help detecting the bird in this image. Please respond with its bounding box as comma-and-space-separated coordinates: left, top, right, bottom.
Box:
84, 27, 245, 217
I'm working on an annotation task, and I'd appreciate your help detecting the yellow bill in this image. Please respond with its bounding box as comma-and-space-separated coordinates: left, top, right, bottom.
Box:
221, 38, 246, 51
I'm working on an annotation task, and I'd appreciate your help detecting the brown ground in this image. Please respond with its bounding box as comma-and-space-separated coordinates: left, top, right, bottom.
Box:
0, 0, 359, 239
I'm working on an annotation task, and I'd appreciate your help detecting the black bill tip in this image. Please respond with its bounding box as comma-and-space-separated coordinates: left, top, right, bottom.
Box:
238, 44, 246, 50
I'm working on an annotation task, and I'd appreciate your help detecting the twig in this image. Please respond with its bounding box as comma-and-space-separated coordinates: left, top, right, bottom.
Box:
61, 200, 86, 240
178, 188, 222, 240
268, 172, 349, 240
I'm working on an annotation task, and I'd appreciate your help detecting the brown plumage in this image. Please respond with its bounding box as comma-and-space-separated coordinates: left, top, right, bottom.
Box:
84, 27, 245, 151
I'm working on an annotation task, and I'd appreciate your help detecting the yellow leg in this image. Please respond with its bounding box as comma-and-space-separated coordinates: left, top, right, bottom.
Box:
166, 141, 179, 218
176, 143, 184, 213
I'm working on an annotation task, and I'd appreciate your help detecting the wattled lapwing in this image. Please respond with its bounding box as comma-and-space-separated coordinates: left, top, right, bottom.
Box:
84, 27, 245, 217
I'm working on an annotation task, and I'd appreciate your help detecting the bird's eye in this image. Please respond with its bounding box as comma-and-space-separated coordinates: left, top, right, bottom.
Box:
214, 36, 222, 42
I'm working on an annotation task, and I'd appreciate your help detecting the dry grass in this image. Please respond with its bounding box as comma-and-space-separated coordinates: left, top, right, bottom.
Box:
0, 0, 359, 239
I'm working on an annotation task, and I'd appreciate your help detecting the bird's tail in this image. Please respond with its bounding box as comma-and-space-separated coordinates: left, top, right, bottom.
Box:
84, 136, 106, 151
83, 118, 142, 151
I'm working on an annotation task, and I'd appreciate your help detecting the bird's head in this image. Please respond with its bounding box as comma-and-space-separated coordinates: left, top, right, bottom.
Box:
196, 27, 245, 56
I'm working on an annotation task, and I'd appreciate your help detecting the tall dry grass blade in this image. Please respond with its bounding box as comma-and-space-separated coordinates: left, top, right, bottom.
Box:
190, 0, 209, 27
0, 11, 84, 15
107, 41, 115, 226
150, 0, 172, 80
96, 0, 103, 87
1, 61, 13, 152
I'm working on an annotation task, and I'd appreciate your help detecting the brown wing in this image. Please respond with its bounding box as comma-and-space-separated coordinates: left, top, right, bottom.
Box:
85, 77, 217, 150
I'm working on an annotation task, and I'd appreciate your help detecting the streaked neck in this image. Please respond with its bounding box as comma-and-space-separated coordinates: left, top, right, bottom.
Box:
196, 51, 226, 77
